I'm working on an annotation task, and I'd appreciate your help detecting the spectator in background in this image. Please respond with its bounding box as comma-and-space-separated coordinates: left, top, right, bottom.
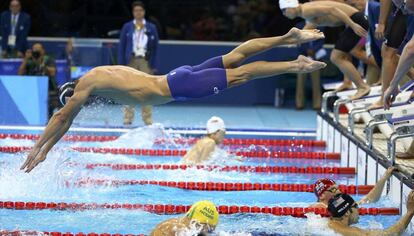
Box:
0, 0, 30, 58
18, 43, 57, 118
118, 1, 159, 126
295, 23, 325, 110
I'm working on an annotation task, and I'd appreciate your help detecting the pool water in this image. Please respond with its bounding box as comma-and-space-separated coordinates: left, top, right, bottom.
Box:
0, 126, 410, 235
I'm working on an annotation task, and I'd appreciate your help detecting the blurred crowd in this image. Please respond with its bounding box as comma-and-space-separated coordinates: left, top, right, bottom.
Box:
0, 0, 297, 41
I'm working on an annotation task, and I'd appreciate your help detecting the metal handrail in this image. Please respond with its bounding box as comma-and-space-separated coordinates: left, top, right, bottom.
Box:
347, 106, 370, 134
364, 114, 389, 149
333, 98, 350, 123
321, 91, 337, 114
388, 125, 414, 165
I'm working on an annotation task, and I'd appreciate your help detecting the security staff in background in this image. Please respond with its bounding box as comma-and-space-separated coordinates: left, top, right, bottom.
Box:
0, 0, 31, 58
118, 1, 160, 126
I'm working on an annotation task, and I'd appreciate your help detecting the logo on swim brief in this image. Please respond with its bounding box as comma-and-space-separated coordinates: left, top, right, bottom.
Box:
214, 87, 219, 94
170, 71, 176, 76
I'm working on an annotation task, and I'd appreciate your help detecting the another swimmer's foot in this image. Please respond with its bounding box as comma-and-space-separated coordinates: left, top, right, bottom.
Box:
396, 152, 414, 160
286, 27, 325, 44
335, 82, 354, 92
372, 81, 382, 86
350, 86, 370, 100
367, 99, 384, 110
296, 55, 326, 73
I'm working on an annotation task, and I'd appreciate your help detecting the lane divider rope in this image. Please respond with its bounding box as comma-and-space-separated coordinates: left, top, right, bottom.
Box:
0, 201, 399, 217
0, 133, 326, 147
85, 163, 355, 175
75, 178, 373, 194
0, 230, 144, 236
0, 146, 340, 160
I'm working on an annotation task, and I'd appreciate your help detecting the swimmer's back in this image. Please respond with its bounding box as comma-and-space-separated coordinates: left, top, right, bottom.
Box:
150, 217, 187, 236
182, 137, 216, 164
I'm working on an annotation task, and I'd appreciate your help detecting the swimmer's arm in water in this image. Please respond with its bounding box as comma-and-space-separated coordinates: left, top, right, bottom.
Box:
20, 84, 91, 172
150, 219, 188, 236
301, 4, 367, 37
183, 138, 216, 164
197, 138, 216, 163
331, 190, 414, 236
308, 202, 326, 208
357, 167, 396, 205
329, 209, 414, 236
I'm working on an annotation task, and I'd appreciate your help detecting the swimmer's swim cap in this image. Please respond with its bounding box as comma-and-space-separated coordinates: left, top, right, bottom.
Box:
328, 193, 356, 218
59, 82, 76, 105
314, 178, 336, 198
279, 0, 299, 10
186, 200, 219, 227
206, 116, 225, 134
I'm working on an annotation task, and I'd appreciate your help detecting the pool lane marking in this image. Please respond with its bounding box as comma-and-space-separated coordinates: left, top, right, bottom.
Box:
0, 201, 399, 217
74, 178, 373, 194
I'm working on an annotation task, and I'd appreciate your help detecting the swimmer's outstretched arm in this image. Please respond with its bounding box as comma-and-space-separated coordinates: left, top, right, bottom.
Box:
384, 36, 414, 109
20, 87, 91, 172
330, 190, 414, 236
357, 167, 396, 204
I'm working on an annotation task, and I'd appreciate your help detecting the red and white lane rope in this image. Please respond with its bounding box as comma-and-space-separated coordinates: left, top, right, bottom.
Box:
0, 133, 326, 147
0, 201, 399, 217
85, 163, 355, 175
76, 178, 373, 194
0, 230, 144, 236
0, 146, 340, 160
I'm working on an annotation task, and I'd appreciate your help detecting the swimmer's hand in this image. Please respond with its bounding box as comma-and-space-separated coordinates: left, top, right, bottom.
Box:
20, 148, 46, 173
375, 23, 385, 40
351, 23, 367, 37
383, 86, 400, 110
235, 156, 245, 162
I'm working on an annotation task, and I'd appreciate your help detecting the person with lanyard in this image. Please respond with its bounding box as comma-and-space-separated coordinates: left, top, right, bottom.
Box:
0, 0, 31, 58
118, 1, 159, 126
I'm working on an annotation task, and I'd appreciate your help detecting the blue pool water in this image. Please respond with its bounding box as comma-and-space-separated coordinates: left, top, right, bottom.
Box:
0, 126, 410, 235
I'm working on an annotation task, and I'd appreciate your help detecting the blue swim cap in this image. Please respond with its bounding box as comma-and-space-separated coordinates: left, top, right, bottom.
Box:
58, 82, 76, 105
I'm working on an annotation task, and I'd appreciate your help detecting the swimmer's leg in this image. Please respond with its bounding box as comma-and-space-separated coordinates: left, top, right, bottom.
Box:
226, 55, 326, 87
330, 49, 370, 100
222, 28, 324, 68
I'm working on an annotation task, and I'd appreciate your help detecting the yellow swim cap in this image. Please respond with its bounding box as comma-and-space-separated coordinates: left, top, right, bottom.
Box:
186, 200, 219, 227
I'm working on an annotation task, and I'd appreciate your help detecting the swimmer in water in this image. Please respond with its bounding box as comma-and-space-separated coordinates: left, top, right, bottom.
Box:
310, 167, 397, 209
21, 27, 326, 172
327, 190, 414, 235
182, 116, 226, 165
150, 200, 219, 236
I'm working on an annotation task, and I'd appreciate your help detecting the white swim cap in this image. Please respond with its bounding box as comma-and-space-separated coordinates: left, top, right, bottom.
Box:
206, 116, 225, 134
279, 0, 299, 10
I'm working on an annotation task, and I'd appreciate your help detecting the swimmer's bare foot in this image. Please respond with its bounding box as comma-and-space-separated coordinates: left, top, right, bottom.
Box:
372, 81, 382, 86
335, 82, 354, 92
350, 86, 371, 100
296, 55, 326, 73
367, 99, 384, 110
286, 27, 325, 44
396, 152, 414, 160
